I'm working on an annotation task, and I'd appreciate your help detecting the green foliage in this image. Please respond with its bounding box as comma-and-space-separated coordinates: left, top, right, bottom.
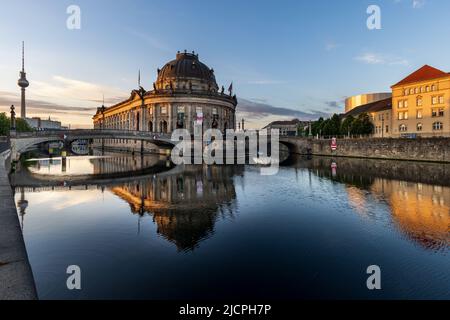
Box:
350, 113, 374, 135
311, 117, 324, 136
340, 115, 355, 135
322, 114, 341, 136
0, 112, 33, 135
311, 114, 341, 136
16, 118, 33, 132
0, 113, 9, 136
309, 112, 373, 137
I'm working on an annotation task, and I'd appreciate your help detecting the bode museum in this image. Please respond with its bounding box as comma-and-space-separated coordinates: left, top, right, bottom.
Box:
93, 51, 237, 152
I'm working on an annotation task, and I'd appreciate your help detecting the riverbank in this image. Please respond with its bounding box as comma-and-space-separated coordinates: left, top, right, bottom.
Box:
282, 137, 450, 163
0, 149, 37, 300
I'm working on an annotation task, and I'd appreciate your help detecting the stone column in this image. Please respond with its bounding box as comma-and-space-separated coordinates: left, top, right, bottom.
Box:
153, 105, 157, 132
140, 103, 146, 132
168, 104, 173, 133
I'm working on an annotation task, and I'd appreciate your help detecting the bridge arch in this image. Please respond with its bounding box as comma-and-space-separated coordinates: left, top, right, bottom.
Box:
10, 129, 176, 161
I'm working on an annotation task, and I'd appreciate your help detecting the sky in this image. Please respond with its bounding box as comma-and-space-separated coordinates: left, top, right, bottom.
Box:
1, 0, 450, 128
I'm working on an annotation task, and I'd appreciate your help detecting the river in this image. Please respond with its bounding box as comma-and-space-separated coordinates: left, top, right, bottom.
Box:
10, 151, 450, 299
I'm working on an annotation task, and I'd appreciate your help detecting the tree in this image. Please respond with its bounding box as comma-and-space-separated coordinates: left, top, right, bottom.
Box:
0, 113, 9, 136
0, 112, 33, 135
351, 113, 373, 135
16, 118, 33, 132
311, 117, 324, 136
324, 114, 341, 136
341, 115, 355, 136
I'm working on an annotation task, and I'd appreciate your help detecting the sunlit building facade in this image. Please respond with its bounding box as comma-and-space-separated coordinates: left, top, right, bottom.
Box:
344, 65, 450, 138
391, 65, 450, 138
93, 51, 237, 137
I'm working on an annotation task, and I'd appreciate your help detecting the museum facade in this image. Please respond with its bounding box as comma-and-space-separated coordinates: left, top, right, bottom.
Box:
93, 51, 237, 136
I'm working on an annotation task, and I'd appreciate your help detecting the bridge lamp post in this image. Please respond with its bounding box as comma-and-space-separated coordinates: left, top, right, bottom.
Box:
10, 105, 16, 133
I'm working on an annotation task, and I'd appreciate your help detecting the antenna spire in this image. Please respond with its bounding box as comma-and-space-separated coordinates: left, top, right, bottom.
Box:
138, 69, 141, 87
22, 41, 25, 72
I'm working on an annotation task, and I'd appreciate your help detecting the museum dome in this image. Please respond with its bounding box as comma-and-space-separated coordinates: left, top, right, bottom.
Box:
155, 51, 218, 91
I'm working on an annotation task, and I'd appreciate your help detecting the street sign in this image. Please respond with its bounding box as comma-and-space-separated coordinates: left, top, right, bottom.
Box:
331, 138, 337, 151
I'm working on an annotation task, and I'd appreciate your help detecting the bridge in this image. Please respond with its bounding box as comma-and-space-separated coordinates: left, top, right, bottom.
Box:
9, 129, 174, 161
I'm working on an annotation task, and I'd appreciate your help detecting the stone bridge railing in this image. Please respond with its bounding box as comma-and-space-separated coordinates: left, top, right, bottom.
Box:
13, 129, 172, 141
9, 129, 174, 162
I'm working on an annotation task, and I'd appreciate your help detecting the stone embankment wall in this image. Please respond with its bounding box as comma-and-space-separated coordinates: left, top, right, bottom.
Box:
282, 137, 450, 163
0, 149, 37, 300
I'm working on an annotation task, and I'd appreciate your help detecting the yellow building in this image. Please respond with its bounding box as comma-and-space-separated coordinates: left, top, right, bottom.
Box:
344, 97, 392, 138
391, 65, 450, 138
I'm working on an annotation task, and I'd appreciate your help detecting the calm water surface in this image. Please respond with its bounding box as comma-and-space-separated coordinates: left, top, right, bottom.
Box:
11, 152, 450, 299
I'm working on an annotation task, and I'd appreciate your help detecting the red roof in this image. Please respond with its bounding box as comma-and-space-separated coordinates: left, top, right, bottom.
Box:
392, 65, 449, 87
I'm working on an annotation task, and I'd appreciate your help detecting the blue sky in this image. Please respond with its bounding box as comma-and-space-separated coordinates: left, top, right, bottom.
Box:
1, 0, 450, 128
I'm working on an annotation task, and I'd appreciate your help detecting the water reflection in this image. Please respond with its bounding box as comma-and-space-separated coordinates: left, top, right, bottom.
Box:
110, 165, 242, 251
288, 155, 450, 251
11, 152, 449, 299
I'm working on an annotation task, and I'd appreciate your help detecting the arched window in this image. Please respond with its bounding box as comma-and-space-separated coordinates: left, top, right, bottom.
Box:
417, 123, 423, 131
399, 124, 408, 132
162, 120, 168, 133
136, 113, 140, 131
148, 121, 153, 132
433, 122, 443, 131
416, 96, 423, 107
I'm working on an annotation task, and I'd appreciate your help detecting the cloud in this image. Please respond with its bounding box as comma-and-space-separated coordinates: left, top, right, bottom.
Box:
0, 76, 128, 127
32, 76, 128, 104
237, 98, 329, 121
412, 0, 426, 9
394, 0, 426, 9
325, 41, 340, 51
355, 52, 409, 66
126, 29, 171, 52
246, 80, 286, 85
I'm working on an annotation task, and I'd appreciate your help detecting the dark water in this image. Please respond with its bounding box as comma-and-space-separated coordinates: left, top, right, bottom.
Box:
11, 152, 450, 300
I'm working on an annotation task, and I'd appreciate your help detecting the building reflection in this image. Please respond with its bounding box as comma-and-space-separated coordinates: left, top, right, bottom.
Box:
106, 165, 242, 251
288, 155, 450, 251
371, 179, 449, 250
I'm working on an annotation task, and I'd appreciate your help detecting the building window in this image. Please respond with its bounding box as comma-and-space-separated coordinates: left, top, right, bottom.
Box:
398, 99, 408, 109
433, 122, 443, 131
439, 95, 445, 104
416, 96, 423, 106
432, 84, 437, 91
426, 86, 430, 92
398, 112, 403, 120
404, 89, 408, 96
399, 124, 408, 132
432, 96, 438, 105
421, 86, 425, 93
415, 87, 419, 94
432, 108, 444, 117
161, 106, 167, 114
417, 123, 423, 131
386, 125, 389, 133
416, 109, 423, 119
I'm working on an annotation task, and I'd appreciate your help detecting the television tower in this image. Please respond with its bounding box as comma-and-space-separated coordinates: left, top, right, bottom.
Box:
17, 41, 29, 119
